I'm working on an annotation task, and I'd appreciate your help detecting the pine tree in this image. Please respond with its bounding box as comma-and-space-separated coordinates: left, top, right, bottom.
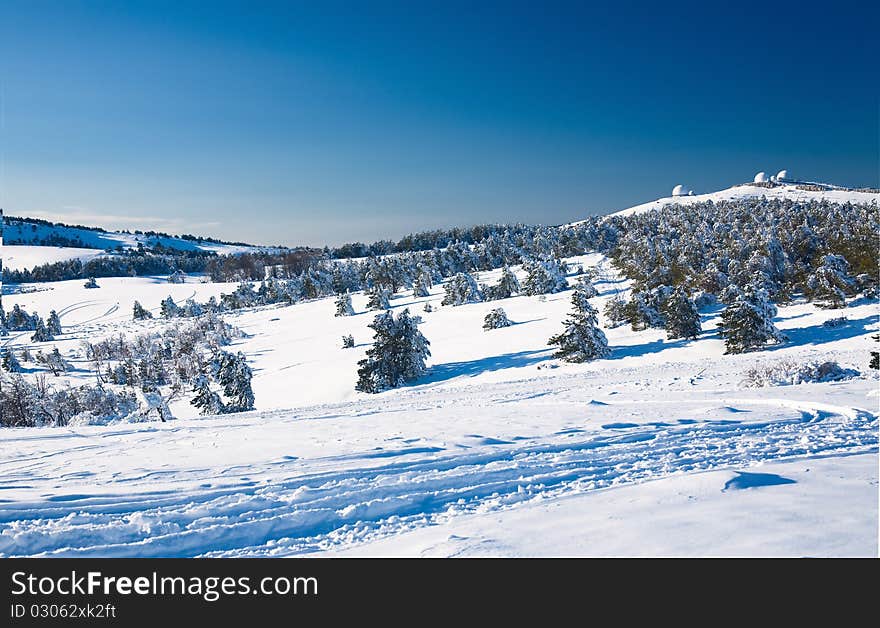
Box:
83, 277, 99, 289
575, 276, 598, 298
661, 286, 701, 340
548, 288, 610, 362
412, 270, 433, 298
522, 258, 568, 296
30, 317, 53, 343
46, 310, 63, 336
191, 375, 225, 415
2, 350, 21, 373
603, 293, 628, 328
870, 335, 879, 370
366, 285, 392, 311
216, 351, 255, 412
623, 291, 663, 330
805, 254, 855, 309
486, 265, 521, 300
441, 272, 482, 306
483, 308, 512, 330
356, 309, 430, 393
718, 284, 786, 354
335, 292, 355, 317
342, 334, 355, 348
160, 296, 181, 318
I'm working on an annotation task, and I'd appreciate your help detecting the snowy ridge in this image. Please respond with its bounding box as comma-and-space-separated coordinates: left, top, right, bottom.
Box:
2, 216, 275, 271
568, 181, 879, 223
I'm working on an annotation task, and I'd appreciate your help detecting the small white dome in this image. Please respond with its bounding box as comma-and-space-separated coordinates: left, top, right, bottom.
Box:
753, 171, 769, 183
776, 169, 788, 181
672, 184, 690, 196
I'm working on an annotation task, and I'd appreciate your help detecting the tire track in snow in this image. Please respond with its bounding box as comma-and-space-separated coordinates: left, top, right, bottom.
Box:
0, 403, 875, 557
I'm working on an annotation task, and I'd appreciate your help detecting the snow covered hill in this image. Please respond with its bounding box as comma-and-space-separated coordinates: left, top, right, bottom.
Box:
1, 215, 274, 271
570, 179, 879, 222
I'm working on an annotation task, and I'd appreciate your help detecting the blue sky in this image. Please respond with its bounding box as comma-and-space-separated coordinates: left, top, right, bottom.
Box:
1, 0, 877, 246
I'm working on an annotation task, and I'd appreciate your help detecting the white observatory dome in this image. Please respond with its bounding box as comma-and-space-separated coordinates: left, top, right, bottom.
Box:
776, 169, 788, 181
672, 184, 690, 196
754, 171, 769, 183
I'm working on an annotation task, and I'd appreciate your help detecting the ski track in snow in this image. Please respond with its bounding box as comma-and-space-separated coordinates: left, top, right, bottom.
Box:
1, 397, 875, 558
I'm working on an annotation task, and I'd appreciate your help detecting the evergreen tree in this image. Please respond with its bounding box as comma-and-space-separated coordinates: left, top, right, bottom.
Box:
661, 286, 701, 340
83, 277, 99, 289
574, 276, 598, 298
483, 308, 512, 330
522, 258, 568, 296
160, 296, 181, 318
356, 309, 430, 393
366, 285, 392, 310
335, 292, 355, 317
342, 334, 355, 348
412, 269, 433, 298
870, 335, 879, 370
46, 310, 63, 336
216, 351, 255, 412
548, 288, 610, 362
623, 291, 663, 330
441, 272, 482, 306
805, 254, 855, 309
718, 284, 786, 354
191, 375, 225, 415
132, 301, 152, 321
486, 265, 521, 300
30, 317, 53, 342
2, 350, 21, 373
603, 293, 629, 328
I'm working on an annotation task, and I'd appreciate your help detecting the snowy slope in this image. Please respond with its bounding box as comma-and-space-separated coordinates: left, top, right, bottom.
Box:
2, 216, 274, 271
569, 181, 879, 222
1, 252, 877, 557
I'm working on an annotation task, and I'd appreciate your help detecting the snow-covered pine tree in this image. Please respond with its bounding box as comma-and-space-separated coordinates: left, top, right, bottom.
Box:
160, 296, 181, 318
365, 285, 392, 311
870, 334, 879, 370
191, 375, 225, 415
548, 288, 610, 362
441, 272, 482, 306
483, 308, 512, 330
335, 292, 355, 317
575, 276, 598, 298
603, 293, 629, 328
718, 283, 786, 354
133, 301, 153, 320
355, 309, 430, 393
522, 258, 568, 296
423, 302, 433, 313
342, 334, 355, 348
30, 317, 53, 342
216, 351, 255, 412
83, 277, 99, 289
1, 350, 21, 373
660, 286, 701, 340
805, 254, 855, 309
46, 310, 63, 336
623, 291, 663, 330
412, 269, 433, 298
486, 265, 521, 300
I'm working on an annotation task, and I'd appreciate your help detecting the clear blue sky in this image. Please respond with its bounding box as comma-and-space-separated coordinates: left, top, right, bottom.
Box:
1, 0, 877, 246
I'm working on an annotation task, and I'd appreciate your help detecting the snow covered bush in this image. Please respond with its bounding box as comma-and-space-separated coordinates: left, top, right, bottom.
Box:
483, 308, 512, 330
341, 334, 355, 348
484, 266, 521, 301
521, 258, 568, 296
742, 360, 859, 388
822, 316, 848, 328
83, 277, 99, 289
805, 254, 855, 309
366, 285, 392, 311
661, 286, 701, 340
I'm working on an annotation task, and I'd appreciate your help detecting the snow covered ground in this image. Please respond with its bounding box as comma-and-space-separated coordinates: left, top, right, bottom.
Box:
1, 250, 877, 557
2, 245, 106, 272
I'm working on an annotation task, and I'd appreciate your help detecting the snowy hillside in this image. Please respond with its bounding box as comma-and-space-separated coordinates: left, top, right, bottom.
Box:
2, 215, 272, 271
571, 180, 879, 222
1, 253, 877, 556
